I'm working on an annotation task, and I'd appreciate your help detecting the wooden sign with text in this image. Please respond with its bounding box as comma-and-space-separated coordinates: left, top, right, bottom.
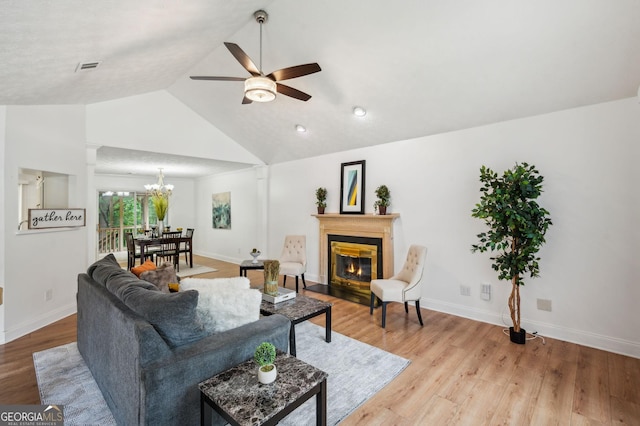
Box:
28, 208, 86, 229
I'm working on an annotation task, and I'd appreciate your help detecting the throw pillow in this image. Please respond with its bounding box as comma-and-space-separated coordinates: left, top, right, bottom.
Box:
180, 277, 250, 290
131, 260, 156, 277
140, 262, 178, 293
119, 284, 206, 347
179, 277, 260, 334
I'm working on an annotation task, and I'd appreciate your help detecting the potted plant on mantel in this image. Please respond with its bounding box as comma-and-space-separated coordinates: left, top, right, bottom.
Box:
315, 187, 327, 214
254, 342, 277, 384
374, 185, 391, 215
471, 162, 552, 344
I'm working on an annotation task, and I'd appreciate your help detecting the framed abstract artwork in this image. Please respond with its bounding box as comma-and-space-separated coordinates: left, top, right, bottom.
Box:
212, 192, 231, 229
340, 160, 366, 214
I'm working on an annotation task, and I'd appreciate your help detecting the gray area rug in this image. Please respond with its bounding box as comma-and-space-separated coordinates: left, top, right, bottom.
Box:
34, 322, 409, 425
176, 262, 217, 278
33, 343, 117, 425
279, 322, 409, 425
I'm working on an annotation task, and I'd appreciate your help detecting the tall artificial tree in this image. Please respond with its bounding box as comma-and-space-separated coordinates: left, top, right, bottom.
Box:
471, 163, 552, 338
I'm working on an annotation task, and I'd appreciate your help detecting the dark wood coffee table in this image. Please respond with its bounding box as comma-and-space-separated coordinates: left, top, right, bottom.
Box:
199, 351, 328, 426
239, 259, 264, 277
260, 294, 332, 357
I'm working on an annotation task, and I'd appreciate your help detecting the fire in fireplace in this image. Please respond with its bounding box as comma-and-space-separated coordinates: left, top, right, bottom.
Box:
336, 253, 371, 282
328, 235, 382, 304
332, 242, 375, 288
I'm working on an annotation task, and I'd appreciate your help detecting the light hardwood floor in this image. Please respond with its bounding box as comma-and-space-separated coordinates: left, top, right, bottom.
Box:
1, 255, 639, 425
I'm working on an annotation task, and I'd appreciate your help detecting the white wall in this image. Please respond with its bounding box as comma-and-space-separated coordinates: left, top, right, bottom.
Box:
265, 98, 640, 357
194, 167, 267, 263
2, 106, 87, 343
0, 106, 6, 336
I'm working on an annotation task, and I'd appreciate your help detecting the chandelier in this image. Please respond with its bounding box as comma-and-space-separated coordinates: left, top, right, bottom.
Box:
144, 168, 174, 198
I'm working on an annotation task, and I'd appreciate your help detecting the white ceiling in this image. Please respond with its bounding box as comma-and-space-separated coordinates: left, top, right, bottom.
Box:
2, 0, 639, 177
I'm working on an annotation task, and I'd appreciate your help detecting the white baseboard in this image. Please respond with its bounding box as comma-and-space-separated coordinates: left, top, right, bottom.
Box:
423, 298, 640, 359
195, 250, 241, 265
3, 303, 77, 344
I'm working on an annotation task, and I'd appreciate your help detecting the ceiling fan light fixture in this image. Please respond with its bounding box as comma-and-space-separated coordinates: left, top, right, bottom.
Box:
244, 76, 276, 102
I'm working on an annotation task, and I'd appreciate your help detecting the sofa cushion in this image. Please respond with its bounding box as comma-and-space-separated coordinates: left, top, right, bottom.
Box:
140, 262, 178, 293
88, 254, 129, 286
119, 285, 206, 347
106, 272, 158, 299
131, 260, 156, 277
179, 277, 260, 334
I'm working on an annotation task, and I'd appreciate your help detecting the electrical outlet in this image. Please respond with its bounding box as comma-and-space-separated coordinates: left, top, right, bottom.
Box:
45, 289, 53, 302
460, 285, 471, 296
537, 298, 552, 312
480, 284, 491, 301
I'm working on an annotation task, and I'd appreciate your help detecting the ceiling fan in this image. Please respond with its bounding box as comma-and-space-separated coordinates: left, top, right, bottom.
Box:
190, 10, 321, 104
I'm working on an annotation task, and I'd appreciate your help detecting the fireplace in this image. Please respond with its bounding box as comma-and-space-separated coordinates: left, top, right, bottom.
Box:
308, 213, 399, 305
328, 235, 382, 301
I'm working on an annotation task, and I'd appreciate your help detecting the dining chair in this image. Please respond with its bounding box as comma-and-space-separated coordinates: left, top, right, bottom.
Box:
156, 232, 181, 271
279, 235, 307, 293
179, 228, 194, 268
369, 244, 427, 328
125, 233, 146, 270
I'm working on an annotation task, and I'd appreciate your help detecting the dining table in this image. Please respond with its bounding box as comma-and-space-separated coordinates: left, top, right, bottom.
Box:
134, 235, 193, 267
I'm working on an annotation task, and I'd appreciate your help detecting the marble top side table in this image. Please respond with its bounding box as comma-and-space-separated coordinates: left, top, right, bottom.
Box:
199, 352, 328, 426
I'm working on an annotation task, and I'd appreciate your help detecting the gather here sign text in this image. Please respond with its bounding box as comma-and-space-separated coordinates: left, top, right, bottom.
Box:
28, 209, 86, 229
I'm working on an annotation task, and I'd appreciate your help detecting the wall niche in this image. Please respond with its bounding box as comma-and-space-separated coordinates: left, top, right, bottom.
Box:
18, 168, 71, 230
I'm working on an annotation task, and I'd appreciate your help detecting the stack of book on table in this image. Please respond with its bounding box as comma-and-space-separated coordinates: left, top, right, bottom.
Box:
262, 287, 296, 304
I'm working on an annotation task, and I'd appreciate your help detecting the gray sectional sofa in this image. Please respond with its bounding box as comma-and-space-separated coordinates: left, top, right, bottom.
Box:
77, 254, 290, 425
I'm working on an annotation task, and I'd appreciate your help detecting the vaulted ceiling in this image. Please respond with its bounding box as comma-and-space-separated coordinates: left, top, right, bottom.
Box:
2, 0, 639, 176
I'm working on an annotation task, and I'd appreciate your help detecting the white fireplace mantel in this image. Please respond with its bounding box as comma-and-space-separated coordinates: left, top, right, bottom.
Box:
313, 213, 399, 284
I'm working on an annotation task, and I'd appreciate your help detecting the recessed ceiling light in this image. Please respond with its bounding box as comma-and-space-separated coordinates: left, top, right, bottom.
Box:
295, 124, 307, 133
353, 106, 367, 117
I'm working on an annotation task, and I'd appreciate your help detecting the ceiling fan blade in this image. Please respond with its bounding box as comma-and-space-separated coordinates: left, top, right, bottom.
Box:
224, 42, 260, 76
190, 76, 246, 81
276, 83, 312, 101
267, 63, 321, 81
242, 96, 253, 104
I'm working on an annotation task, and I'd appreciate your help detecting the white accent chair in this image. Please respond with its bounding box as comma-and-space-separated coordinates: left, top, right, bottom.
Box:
279, 235, 307, 293
369, 245, 427, 328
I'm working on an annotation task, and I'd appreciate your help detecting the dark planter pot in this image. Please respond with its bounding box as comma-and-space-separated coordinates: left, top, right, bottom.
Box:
317, 206, 325, 214
509, 327, 526, 344
378, 206, 387, 215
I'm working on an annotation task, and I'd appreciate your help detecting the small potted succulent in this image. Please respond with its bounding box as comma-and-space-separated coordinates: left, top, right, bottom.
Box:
254, 342, 277, 384
374, 185, 391, 215
315, 187, 327, 214
250, 247, 261, 264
